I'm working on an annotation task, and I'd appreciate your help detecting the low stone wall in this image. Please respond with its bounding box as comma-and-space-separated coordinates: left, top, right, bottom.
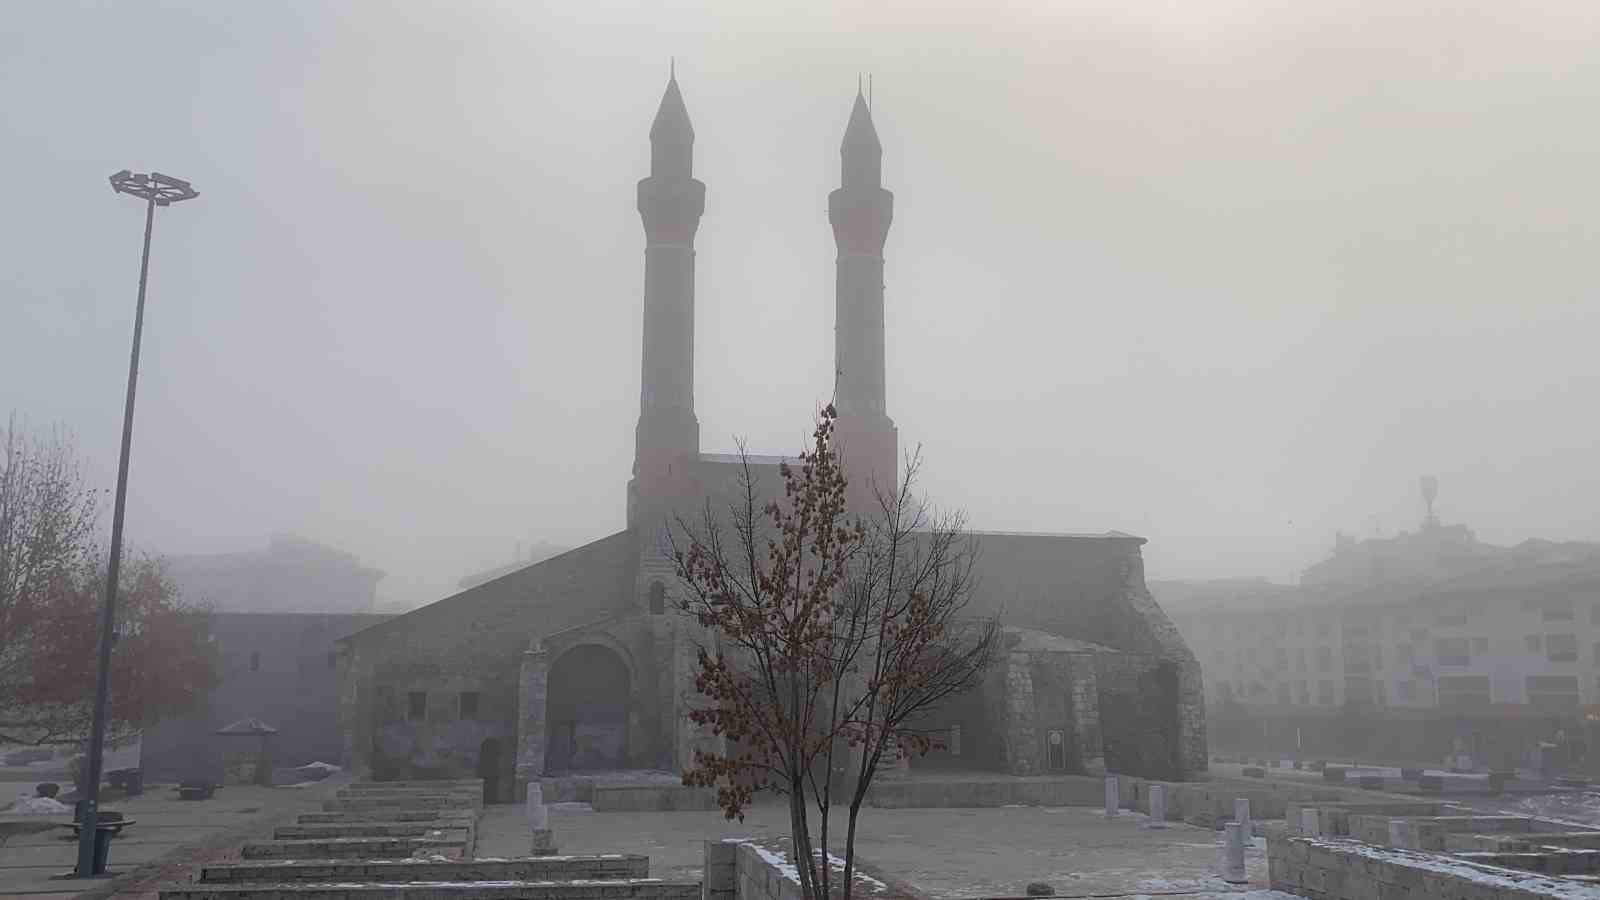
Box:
1286, 801, 1463, 838
1267, 833, 1600, 900
705, 838, 901, 900
1345, 815, 1540, 850
161, 879, 701, 900
239, 835, 466, 860
297, 809, 476, 823
1115, 775, 1381, 828
865, 775, 1104, 809
201, 856, 649, 884
592, 785, 720, 812
273, 822, 468, 839
1456, 850, 1600, 877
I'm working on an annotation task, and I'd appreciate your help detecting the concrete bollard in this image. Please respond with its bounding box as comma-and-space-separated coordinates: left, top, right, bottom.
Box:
526, 783, 547, 829
1234, 798, 1251, 835
1388, 818, 1408, 849
1221, 822, 1247, 883
531, 827, 557, 856
1104, 776, 1119, 817
1300, 808, 1321, 837
1147, 784, 1167, 828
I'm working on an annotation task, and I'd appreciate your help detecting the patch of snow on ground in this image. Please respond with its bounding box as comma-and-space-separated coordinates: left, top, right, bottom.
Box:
7, 794, 71, 814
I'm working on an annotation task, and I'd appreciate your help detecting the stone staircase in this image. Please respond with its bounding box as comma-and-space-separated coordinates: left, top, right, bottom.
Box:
158, 778, 700, 900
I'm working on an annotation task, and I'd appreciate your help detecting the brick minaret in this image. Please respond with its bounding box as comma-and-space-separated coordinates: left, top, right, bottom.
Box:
829, 89, 898, 511
629, 73, 704, 529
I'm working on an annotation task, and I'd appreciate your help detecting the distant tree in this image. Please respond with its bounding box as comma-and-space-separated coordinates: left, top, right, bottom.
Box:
0, 416, 215, 748
671, 406, 999, 900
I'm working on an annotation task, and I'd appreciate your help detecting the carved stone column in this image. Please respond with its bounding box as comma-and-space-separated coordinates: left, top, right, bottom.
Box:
515, 645, 549, 797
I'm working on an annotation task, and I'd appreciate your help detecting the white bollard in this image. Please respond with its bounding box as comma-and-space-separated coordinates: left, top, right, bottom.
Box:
1104, 775, 1119, 817
1300, 808, 1321, 837
1222, 822, 1248, 883
1234, 798, 1251, 835
526, 783, 548, 830
1147, 784, 1167, 828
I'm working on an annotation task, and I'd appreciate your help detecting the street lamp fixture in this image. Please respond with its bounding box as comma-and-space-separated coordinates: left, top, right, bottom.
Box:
72, 169, 197, 878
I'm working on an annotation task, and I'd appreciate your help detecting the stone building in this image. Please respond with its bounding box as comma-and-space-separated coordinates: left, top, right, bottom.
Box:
336, 76, 1205, 801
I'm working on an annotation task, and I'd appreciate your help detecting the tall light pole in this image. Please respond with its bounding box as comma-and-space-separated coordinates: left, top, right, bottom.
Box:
74, 171, 198, 878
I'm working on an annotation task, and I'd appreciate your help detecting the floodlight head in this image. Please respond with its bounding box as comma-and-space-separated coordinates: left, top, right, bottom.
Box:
108, 169, 198, 205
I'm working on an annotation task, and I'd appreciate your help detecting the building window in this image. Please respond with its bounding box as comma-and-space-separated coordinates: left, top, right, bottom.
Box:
1547, 634, 1578, 663
1318, 680, 1335, 705
1398, 680, 1416, 701
1275, 648, 1288, 669
1472, 637, 1488, 654
1276, 682, 1291, 704
648, 580, 666, 615
1317, 647, 1334, 672
1315, 622, 1333, 639
1439, 675, 1491, 709
1527, 635, 1543, 653
1397, 642, 1415, 665
1296, 681, 1309, 704
1434, 637, 1470, 667
1296, 649, 1306, 672
1543, 600, 1576, 622
1527, 675, 1580, 712
407, 691, 427, 722
250, 651, 260, 672
459, 691, 480, 720
1373, 644, 1383, 670
1435, 610, 1468, 627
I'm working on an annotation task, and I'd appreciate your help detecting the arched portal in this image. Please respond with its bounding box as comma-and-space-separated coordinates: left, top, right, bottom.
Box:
477, 738, 501, 804
545, 644, 631, 772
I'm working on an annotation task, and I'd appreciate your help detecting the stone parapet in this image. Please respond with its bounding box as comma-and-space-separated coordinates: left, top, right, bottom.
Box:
199, 856, 649, 885
1267, 833, 1600, 900
161, 880, 701, 900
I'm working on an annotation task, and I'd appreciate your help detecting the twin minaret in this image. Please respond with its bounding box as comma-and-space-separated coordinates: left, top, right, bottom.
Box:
629, 75, 897, 526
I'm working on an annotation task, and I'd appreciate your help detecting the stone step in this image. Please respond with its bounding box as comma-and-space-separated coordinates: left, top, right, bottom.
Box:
199, 855, 649, 884
161, 879, 699, 900
323, 795, 479, 811
298, 809, 476, 824
342, 779, 483, 791
274, 821, 469, 840
239, 836, 466, 860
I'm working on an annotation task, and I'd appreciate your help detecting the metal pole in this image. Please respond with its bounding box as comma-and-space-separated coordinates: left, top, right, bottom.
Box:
75, 193, 156, 878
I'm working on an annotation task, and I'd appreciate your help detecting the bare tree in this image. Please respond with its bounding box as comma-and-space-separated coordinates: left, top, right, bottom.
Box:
0, 416, 215, 748
670, 405, 999, 900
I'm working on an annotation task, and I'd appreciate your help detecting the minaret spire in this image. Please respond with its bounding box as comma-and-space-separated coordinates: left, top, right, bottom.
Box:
829, 88, 897, 509
630, 74, 706, 526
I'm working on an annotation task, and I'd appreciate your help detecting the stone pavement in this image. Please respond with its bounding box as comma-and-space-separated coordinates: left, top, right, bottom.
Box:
0, 776, 348, 899
476, 799, 1270, 898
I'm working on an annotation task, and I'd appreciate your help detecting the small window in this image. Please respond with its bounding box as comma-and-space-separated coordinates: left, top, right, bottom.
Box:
1434, 637, 1469, 666
1547, 634, 1578, 663
459, 691, 480, 720
1543, 600, 1576, 622
1472, 637, 1488, 654
1296, 681, 1309, 704
250, 651, 261, 672
1317, 646, 1334, 672
1317, 680, 1336, 705
648, 580, 666, 615
1276, 682, 1291, 704
407, 691, 427, 722
1398, 680, 1416, 701
1527, 635, 1543, 653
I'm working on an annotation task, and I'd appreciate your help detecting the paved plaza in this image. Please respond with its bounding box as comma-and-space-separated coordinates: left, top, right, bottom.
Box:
476, 799, 1270, 898
0, 777, 347, 899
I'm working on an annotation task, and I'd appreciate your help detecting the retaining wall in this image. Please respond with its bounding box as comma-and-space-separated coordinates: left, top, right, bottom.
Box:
1267, 833, 1600, 900
201, 856, 649, 884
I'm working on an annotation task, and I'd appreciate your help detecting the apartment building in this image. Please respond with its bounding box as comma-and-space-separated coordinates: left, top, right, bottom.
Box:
1159, 521, 1600, 716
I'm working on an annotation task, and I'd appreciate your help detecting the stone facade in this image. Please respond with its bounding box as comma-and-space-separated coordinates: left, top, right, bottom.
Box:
333, 76, 1207, 797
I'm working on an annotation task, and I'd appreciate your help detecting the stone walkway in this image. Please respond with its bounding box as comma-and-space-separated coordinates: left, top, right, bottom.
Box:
0, 777, 348, 899
476, 800, 1270, 898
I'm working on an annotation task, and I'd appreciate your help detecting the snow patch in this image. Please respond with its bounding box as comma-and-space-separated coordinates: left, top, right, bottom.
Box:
7, 794, 71, 814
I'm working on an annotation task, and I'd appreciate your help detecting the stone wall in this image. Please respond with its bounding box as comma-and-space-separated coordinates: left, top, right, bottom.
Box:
1267, 833, 1600, 900
706, 838, 901, 900
338, 530, 638, 792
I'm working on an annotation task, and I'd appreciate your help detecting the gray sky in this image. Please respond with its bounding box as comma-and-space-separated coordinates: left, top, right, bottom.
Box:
4, 0, 1598, 610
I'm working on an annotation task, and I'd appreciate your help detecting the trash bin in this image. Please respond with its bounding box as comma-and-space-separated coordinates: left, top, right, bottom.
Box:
123, 770, 143, 797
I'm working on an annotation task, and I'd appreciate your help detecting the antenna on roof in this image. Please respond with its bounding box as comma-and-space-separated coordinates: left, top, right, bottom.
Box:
868, 73, 873, 110
670, 57, 676, 79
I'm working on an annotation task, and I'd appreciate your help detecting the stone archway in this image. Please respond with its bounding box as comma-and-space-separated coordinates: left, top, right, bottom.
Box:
545, 644, 632, 772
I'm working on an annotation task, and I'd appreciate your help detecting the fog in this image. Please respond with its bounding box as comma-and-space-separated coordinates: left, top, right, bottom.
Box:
4, 0, 1597, 610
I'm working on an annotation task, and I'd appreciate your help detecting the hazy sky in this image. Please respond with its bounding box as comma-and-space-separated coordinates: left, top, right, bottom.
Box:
5, 0, 1598, 610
